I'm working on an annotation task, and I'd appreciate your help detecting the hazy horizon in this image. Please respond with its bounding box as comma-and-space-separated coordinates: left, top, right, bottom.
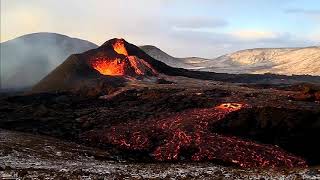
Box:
1, 0, 319, 58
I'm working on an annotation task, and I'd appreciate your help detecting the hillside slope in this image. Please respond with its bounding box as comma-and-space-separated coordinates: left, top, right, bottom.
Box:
200, 47, 320, 76
0, 32, 98, 89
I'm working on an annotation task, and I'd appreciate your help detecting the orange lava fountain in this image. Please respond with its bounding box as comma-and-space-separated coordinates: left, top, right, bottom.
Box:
112, 39, 128, 56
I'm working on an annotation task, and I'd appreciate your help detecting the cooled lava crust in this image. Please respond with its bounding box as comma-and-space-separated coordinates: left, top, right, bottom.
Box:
82, 102, 307, 168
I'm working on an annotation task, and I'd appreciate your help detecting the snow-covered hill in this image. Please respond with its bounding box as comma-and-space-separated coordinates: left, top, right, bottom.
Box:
200, 47, 320, 76
141, 45, 320, 76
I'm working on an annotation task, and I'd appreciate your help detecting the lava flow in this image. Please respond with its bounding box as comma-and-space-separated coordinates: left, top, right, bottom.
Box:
90, 39, 157, 76
83, 102, 307, 168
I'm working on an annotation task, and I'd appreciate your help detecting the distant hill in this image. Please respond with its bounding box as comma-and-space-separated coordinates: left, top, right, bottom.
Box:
141, 45, 320, 76
0, 32, 98, 89
140, 45, 208, 69
199, 47, 320, 76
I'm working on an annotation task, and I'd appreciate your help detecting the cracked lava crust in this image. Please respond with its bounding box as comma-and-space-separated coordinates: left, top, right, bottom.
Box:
82, 102, 307, 168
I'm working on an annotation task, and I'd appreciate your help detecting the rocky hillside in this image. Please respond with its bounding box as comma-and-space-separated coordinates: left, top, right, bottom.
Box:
0, 33, 98, 89
200, 47, 320, 76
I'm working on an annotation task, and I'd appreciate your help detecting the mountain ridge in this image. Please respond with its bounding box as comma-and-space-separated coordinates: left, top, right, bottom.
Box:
200, 46, 320, 76
141, 45, 320, 76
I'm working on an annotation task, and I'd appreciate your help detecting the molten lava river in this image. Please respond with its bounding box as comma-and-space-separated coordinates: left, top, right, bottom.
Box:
90, 39, 157, 76
84, 103, 307, 168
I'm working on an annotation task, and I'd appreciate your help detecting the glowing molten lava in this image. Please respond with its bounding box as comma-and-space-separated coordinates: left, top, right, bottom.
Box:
112, 39, 128, 56
90, 39, 157, 76
83, 102, 307, 168
216, 103, 244, 111
91, 58, 125, 76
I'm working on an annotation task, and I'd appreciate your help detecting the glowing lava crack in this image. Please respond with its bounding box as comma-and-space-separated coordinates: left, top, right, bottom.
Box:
83, 103, 307, 168
90, 39, 157, 77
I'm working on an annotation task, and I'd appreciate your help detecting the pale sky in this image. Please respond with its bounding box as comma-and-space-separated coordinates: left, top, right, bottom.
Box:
1, 0, 319, 58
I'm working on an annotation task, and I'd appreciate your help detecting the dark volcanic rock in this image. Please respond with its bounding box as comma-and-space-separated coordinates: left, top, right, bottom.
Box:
211, 107, 320, 165
290, 84, 320, 102
1, 78, 320, 168
1, 129, 318, 179
316, 91, 320, 101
